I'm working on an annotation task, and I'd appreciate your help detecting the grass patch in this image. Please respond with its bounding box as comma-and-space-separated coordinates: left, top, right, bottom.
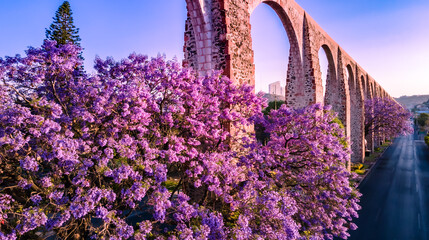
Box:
351, 163, 369, 175
162, 178, 181, 191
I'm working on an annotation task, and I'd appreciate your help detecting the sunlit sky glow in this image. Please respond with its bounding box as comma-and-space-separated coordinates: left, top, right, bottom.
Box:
0, 0, 428, 98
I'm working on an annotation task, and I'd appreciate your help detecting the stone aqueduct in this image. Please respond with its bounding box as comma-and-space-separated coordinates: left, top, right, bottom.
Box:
182, 0, 396, 163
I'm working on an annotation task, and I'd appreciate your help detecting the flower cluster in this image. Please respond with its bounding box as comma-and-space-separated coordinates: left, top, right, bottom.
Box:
238, 104, 360, 239
365, 97, 413, 139
0, 41, 359, 239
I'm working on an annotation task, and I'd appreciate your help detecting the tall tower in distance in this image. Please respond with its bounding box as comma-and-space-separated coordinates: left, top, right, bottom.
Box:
268, 81, 285, 97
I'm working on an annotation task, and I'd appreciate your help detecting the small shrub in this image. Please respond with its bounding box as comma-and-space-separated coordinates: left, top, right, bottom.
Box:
425, 134, 429, 147
351, 163, 363, 171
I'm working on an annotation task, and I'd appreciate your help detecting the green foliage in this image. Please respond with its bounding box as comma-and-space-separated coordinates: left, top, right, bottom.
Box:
45, 1, 81, 47
331, 117, 345, 130
351, 163, 367, 175
352, 163, 364, 171
262, 100, 285, 115
330, 116, 348, 148
162, 178, 180, 191
417, 113, 429, 127
425, 134, 429, 147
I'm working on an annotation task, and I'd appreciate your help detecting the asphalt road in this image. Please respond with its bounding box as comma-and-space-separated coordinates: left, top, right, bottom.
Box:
348, 132, 429, 240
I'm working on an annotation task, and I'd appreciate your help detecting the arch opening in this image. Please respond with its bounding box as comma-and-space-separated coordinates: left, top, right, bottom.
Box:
360, 75, 366, 100
317, 45, 336, 105
250, 3, 291, 105
318, 48, 328, 99
184, 0, 207, 73
346, 64, 354, 86
250, 2, 302, 143
250, 1, 302, 109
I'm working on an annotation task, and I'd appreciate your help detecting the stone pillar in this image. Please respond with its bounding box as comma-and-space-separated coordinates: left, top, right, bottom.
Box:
349, 69, 365, 163
336, 50, 351, 138
302, 15, 322, 106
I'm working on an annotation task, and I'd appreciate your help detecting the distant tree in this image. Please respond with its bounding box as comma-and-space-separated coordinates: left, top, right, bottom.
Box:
417, 113, 429, 127
45, 1, 81, 47
262, 100, 285, 115
364, 97, 413, 139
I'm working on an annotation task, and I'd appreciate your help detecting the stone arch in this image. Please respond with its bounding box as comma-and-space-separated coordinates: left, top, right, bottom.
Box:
374, 85, 379, 98
320, 45, 348, 136
364, 75, 371, 100
250, 1, 304, 107
363, 77, 374, 149
365, 78, 378, 152
184, 0, 209, 74
360, 75, 367, 100
318, 44, 349, 126
318, 44, 336, 103
182, 0, 397, 161
334, 48, 350, 139
250, 1, 302, 58
346, 65, 364, 163
369, 80, 376, 99
250, 2, 294, 97
346, 64, 354, 86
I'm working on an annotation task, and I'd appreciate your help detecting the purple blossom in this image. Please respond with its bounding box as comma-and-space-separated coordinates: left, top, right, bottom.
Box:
104, 165, 140, 183
365, 97, 412, 139
16, 208, 48, 234
0, 43, 361, 239
104, 147, 114, 159
20, 156, 38, 172
114, 218, 133, 239
139, 220, 152, 235
40, 176, 53, 188
30, 195, 42, 205
95, 206, 109, 221
18, 179, 32, 190
0, 231, 16, 240
46, 210, 71, 230
121, 182, 148, 208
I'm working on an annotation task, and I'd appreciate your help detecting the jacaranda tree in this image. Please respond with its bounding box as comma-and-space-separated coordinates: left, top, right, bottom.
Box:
364, 97, 412, 140
0, 41, 360, 239
241, 104, 360, 239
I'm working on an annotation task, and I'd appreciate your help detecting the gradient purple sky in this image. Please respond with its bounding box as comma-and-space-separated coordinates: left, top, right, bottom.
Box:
0, 0, 428, 97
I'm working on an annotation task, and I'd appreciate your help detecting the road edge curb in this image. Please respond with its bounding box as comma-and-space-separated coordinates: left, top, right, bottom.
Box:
357, 143, 391, 188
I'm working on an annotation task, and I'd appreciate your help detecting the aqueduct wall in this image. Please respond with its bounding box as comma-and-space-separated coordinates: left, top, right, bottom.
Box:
183, 0, 396, 163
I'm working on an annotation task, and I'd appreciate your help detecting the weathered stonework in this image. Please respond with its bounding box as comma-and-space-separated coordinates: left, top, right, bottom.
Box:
348, 65, 365, 163
183, 16, 199, 69
184, 0, 397, 163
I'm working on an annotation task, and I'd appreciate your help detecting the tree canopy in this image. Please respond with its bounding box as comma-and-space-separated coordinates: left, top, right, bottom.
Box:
45, 1, 81, 47
417, 113, 429, 128
364, 97, 413, 139
0, 42, 360, 239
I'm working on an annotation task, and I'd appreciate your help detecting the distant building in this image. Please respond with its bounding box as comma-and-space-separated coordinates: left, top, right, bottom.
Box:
268, 81, 285, 97
262, 81, 285, 103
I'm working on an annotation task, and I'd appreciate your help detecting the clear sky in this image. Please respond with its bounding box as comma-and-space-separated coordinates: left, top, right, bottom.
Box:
0, 0, 428, 98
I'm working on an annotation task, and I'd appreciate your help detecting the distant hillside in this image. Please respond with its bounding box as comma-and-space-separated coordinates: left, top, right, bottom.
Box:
395, 95, 429, 109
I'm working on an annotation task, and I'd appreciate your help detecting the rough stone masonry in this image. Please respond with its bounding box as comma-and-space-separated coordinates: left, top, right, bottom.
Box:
183, 0, 396, 163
